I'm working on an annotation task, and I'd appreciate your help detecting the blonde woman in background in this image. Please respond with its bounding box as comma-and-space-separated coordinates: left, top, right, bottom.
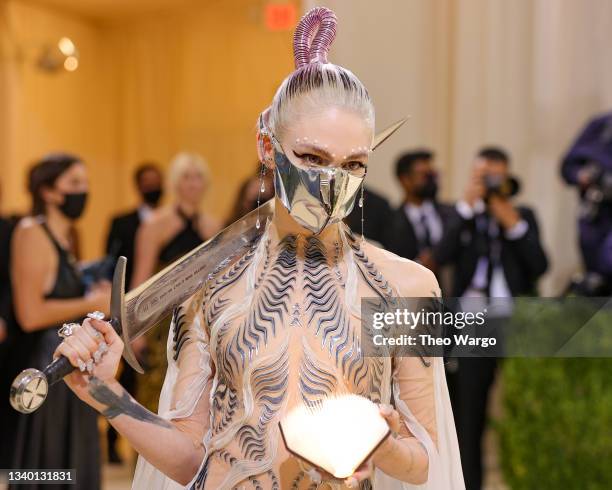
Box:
129, 152, 221, 413
131, 152, 221, 289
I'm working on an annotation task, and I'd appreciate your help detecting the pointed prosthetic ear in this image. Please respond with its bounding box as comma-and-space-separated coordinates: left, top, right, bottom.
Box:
371, 117, 409, 151
257, 109, 276, 169
257, 131, 275, 170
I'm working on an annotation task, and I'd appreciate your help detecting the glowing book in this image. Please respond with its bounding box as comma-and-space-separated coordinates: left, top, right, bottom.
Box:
279, 394, 391, 479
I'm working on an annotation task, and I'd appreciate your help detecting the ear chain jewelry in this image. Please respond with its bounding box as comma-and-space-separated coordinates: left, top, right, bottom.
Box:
358, 183, 365, 242
256, 163, 267, 230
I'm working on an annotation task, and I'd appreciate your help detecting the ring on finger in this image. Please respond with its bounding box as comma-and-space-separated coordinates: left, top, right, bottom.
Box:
86, 358, 94, 374
77, 359, 86, 372
93, 350, 102, 363
58, 322, 79, 339
87, 311, 105, 321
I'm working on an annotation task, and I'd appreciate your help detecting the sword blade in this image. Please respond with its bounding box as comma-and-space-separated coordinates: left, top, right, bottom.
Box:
121, 199, 273, 345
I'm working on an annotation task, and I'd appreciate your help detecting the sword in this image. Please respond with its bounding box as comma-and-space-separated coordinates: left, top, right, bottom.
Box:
9, 118, 408, 414
10, 200, 274, 414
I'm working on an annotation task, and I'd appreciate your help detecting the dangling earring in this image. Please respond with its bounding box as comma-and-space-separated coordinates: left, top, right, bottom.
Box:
358, 183, 365, 242
255, 163, 266, 230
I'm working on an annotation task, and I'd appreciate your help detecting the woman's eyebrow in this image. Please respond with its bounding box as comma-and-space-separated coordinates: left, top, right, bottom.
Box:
295, 144, 369, 161
343, 151, 369, 161
295, 143, 333, 160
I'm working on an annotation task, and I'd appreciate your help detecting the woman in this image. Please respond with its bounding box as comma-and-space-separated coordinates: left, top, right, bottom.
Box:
9, 153, 110, 489
130, 153, 221, 412
54, 8, 463, 489
131, 152, 221, 289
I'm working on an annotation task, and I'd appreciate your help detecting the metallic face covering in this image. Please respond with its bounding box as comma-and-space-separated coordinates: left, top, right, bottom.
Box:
261, 121, 366, 234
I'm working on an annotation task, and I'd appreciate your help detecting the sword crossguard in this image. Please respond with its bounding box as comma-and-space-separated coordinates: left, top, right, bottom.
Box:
111, 257, 144, 374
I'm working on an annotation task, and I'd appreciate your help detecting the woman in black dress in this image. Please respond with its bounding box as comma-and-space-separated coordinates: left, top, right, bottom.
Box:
131, 152, 221, 289
8, 154, 111, 489
129, 152, 221, 411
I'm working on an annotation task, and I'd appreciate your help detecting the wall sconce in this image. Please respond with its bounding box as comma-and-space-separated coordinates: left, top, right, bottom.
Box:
37, 37, 79, 73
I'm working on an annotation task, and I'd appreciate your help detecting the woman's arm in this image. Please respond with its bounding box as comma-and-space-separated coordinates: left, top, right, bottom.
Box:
56, 291, 212, 485
88, 377, 207, 485
372, 356, 436, 484
360, 261, 440, 486
11, 223, 109, 331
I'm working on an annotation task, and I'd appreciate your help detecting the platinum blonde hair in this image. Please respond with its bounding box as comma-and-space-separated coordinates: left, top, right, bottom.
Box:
265, 7, 375, 139
168, 152, 210, 190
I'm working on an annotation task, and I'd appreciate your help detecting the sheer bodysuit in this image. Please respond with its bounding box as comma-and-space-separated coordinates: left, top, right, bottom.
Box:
152, 221, 440, 490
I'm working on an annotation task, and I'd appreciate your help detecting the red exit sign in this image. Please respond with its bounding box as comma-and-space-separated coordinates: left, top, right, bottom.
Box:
265, 3, 297, 31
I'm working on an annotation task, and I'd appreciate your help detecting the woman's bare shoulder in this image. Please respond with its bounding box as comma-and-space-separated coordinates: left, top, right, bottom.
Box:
360, 240, 440, 297
13, 217, 46, 241
12, 217, 55, 261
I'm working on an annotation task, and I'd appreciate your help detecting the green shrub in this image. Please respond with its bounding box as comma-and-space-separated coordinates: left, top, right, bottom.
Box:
498, 356, 612, 488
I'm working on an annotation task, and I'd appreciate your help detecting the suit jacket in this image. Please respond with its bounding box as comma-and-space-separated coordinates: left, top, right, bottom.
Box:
345, 187, 393, 247
434, 204, 548, 297
384, 202, 455, 261
106, 210, 141, 290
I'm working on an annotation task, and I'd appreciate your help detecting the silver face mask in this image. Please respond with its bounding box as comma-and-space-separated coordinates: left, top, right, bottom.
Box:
260, 119, 367, 234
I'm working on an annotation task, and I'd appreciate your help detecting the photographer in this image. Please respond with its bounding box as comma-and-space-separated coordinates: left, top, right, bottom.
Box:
434, 146, 548, 490
561, 112, 612, 295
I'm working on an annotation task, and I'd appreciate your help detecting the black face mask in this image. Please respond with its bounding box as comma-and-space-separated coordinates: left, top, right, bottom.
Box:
415, 173, 439, 200
142, 189, 163, 206
59, 192, 88, 220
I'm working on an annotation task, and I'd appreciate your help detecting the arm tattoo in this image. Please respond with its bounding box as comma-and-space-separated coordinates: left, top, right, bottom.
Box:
88, 377, 173, 428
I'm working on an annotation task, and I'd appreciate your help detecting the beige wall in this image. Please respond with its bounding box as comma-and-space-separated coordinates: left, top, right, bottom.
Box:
0, 0, 119, 261
305, 0, 612, 295
0, 0, 297, 259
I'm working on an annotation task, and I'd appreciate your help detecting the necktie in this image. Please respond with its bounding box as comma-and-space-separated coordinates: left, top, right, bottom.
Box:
420, 211, 432, 249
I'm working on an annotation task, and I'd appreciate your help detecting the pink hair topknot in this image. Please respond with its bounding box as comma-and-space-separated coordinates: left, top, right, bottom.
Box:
293, 7, 337, 68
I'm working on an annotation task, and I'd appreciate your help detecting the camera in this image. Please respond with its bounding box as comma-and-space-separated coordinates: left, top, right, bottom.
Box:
483, 174, 521, 199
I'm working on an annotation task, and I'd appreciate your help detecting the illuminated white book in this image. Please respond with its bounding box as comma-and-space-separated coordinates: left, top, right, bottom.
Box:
279, 394, 391, 479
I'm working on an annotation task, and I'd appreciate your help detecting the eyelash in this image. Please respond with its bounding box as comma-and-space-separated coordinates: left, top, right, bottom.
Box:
293, 151, 366, 171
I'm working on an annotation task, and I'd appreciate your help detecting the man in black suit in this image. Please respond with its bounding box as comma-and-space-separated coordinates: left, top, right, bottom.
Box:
104, 162, 163, 463
106, 163, 164, 289
385, 150, 453, 273
434, 147, 548, 490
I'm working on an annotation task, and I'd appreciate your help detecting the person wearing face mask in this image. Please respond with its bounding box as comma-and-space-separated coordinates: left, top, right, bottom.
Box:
385, 150, 454, 276
50, 8, 464, 490
106, 163, 164, 292
5, 153, 109, 489
434, 147, 548, 490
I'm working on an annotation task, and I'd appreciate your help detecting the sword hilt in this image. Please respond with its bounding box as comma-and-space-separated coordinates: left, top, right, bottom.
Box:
9, 257, 143, 414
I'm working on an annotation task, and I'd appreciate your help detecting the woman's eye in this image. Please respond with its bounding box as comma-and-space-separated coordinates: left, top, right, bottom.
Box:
294, 152, 323, 165
345, 161, 366, 171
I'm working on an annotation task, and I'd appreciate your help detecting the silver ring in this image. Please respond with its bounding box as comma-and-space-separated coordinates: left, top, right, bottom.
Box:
87, 311, 105, 321
77, 359, 86, 372
58, 323, 78, 339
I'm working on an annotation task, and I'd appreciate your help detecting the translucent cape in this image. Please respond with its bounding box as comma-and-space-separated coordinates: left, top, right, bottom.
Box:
132, 219, 464, 489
